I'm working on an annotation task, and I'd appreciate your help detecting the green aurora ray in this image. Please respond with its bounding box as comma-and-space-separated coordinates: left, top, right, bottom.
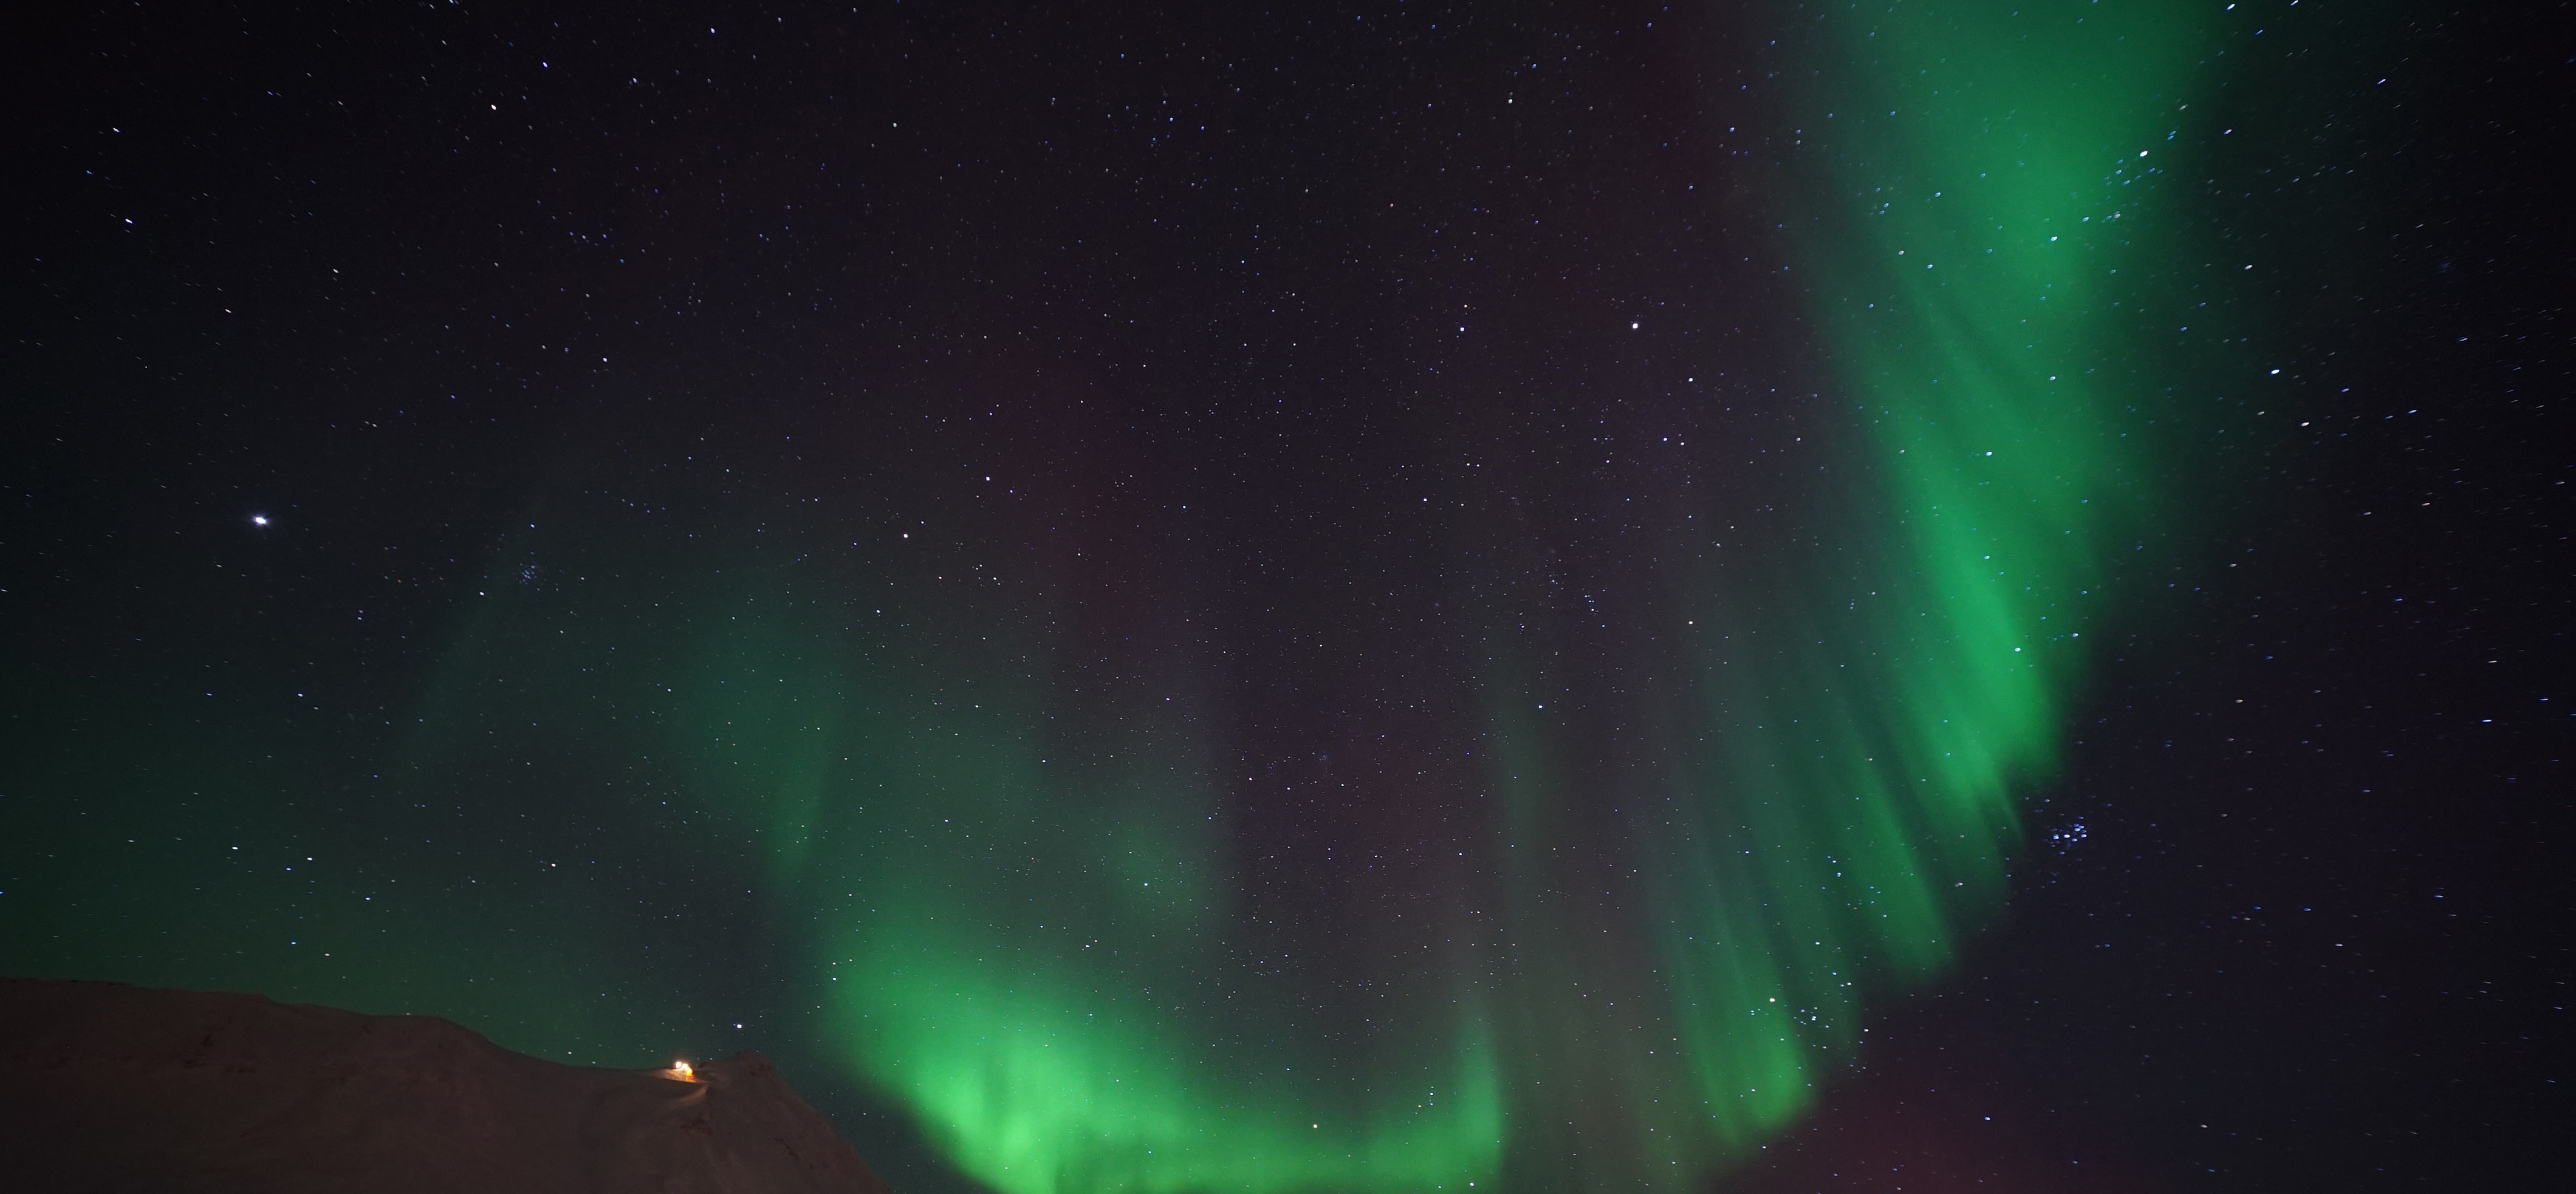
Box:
0, 3, 2297, 1193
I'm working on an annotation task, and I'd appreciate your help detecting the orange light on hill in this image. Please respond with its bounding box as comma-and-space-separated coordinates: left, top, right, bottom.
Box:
668, 1060, 696, 1082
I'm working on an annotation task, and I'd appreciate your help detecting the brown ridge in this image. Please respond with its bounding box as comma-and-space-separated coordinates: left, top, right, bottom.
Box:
0, 978, 892, 1194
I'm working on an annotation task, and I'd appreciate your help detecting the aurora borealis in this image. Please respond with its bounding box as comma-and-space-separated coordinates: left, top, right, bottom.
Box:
8, 2, 2564, 1192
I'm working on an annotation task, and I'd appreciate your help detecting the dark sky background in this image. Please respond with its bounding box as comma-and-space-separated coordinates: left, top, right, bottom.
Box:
5, 2, 2566, 1192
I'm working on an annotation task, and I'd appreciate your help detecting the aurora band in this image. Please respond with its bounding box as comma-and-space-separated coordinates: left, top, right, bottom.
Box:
735, 4, 2236, 1192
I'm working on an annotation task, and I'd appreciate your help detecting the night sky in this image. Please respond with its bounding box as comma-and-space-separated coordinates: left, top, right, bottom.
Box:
5, 2, 2565, 1192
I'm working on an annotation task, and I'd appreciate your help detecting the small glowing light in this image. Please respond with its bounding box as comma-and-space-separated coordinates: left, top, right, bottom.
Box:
251, 515, 269, 526
670, 1059, 696, 1080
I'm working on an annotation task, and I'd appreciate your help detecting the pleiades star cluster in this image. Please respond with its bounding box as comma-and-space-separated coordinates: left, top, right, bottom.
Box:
5, 2, 2563, 1192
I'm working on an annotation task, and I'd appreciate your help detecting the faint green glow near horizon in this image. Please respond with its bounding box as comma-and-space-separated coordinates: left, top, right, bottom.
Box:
698, 603, 1510, 1194
829, 926, 1504, 1194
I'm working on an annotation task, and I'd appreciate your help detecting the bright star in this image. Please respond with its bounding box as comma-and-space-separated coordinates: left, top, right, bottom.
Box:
251, 515, 269, 526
